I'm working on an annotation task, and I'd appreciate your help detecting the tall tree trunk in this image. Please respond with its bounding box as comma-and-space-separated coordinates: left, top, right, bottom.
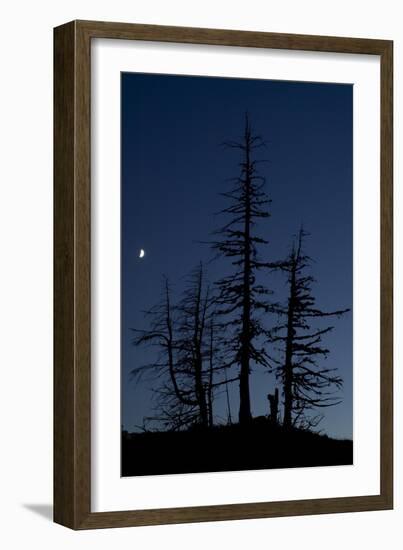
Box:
193, 267, 209, 427
164, 280, 193, 407
239, 121, 252, 425
283, 262, 296, 429
211, 114, 272, 426
207, 321, 214, 428
224, 364, 233, 425
194, 352, 208, 427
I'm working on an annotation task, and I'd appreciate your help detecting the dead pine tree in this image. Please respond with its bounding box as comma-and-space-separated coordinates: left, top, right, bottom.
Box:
131, 266, 232, 430
211, 114, 273, 425
175, 263, 213, 428
207, 319, 215, 427
130, 276, 200, 430
176, 263, 239, 428
271, 227, 350, 430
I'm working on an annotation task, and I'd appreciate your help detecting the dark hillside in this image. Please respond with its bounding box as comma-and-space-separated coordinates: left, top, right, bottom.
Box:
122, 419, 353, 477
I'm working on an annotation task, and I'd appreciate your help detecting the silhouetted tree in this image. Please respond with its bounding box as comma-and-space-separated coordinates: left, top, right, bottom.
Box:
211, 114, 273, 424
271, 228, 350, 429
207, 319, 216, 427
175, 263, 213, 427
175, 263, 240, 427
130, 277, 199, 429
131, 266, 234, 430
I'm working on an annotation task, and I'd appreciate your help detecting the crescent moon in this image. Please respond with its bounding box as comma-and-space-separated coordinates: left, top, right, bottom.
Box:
139, 249, 145, 258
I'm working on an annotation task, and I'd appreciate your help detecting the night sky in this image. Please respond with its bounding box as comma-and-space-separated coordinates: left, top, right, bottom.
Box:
121, 72, 353, 439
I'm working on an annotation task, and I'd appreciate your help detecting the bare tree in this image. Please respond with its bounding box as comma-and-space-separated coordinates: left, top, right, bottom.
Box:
271, 228, 350, 430
175, 263, 213, 427
130, 277, 198, 430
131, 266, 234, 430
211, 114, 273, 424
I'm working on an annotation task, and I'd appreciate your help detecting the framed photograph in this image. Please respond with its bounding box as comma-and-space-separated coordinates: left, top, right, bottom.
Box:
54, 20, 393, 529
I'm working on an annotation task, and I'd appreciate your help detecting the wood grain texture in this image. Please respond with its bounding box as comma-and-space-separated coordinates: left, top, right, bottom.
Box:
380, 41, 393, 506
54, 21, 91, 529
54, 21, 77, 528
75, 19, 390, 54
54, 20, 393, 530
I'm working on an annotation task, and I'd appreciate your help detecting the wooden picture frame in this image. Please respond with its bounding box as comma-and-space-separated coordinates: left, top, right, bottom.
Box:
54, 20, 393, 529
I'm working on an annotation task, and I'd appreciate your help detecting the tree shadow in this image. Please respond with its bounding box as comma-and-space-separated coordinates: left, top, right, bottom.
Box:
23, 504, 53, 522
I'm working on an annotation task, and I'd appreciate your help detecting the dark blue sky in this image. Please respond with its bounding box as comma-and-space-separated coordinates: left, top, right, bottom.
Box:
121, 72, 353, 439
